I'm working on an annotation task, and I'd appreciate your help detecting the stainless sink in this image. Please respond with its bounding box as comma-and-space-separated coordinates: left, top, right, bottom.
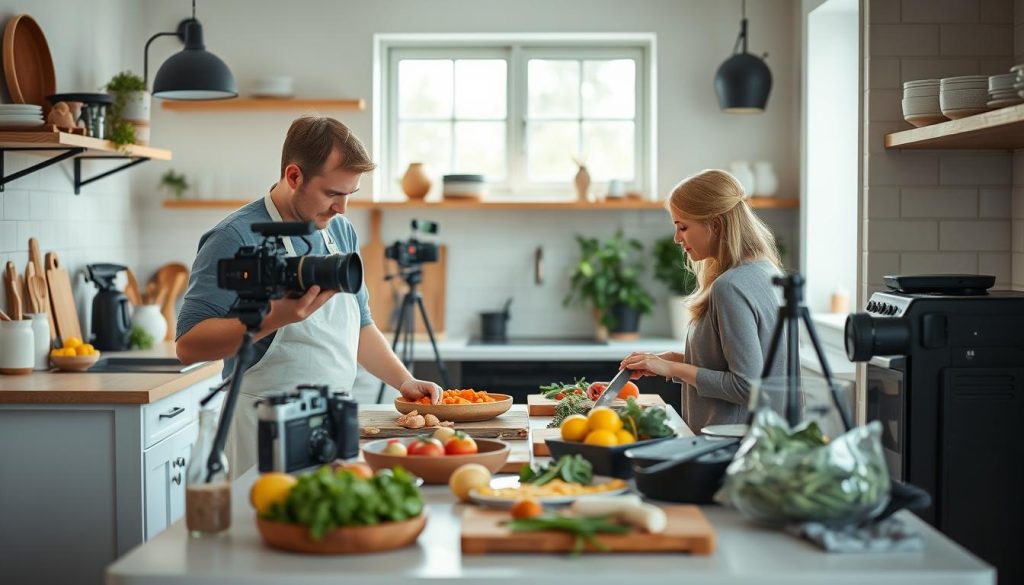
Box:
87, 357, 209, 374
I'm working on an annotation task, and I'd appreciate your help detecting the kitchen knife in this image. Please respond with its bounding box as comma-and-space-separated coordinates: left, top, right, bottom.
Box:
593, 368, 633, 409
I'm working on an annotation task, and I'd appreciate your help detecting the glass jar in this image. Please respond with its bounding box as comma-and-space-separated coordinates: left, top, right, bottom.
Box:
185, 408, 231, 537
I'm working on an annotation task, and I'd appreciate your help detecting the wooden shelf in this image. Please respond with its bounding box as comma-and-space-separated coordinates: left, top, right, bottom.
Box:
885, 104, 1024, 150
161, 98, 366, 112
0, 130, 172, 160
162, 196, 799, 211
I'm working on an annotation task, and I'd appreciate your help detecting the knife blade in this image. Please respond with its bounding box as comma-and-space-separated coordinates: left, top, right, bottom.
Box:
593, 368, 633, 409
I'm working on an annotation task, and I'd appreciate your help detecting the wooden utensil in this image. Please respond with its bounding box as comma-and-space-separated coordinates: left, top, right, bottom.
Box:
4, 261, 20, 319
27, 237, 53, 338
23, 261, 37, 313
2, 14, 57, 112
0, 308, 10, 321
45, 251, 82, 341
142, 280, 158, 305
29, 274, 48, 320
124, 268, 142, 306
160, 270, 188, 341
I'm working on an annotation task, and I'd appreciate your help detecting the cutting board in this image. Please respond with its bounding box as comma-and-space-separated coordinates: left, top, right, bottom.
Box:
527, 393, 666, 416
45, 252, 81, 342
361, 209, 447, 338
532, 427, 561, 456
359, 408, 529, 440
460, 505, 715, 555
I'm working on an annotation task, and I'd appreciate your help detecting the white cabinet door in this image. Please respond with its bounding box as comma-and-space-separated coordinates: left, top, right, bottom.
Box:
143, 420, 197, 540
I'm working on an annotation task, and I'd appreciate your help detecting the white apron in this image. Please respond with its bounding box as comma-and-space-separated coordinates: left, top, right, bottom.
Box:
228, 194, 361, 476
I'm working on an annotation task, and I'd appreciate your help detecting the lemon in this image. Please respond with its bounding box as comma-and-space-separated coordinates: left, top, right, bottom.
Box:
560, 414, 589, 442
250, 472, 297, 514
614, 429, 636, 445
76, 344, 95, 356
449, 463, 492, 502
63, 337, 82, 350
587, 407, 623, 433
584, 429, 619, 447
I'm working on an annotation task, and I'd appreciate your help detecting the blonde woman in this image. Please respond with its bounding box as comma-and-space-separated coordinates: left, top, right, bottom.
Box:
620, 169, 784, 430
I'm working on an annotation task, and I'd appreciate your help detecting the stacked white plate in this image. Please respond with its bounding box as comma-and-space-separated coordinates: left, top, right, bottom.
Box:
442, 174, 487, 199
0, 104, 44, 126
988, 73, 1023, 108
1013, 64, 1024, 99
939, 75, 990, 119
902, 79, 946, 127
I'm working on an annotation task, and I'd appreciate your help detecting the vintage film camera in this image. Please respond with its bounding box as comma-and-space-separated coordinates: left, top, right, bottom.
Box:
255, 384, 359, 473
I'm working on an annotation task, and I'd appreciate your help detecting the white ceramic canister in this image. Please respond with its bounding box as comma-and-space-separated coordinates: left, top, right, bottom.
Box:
0, 320, 35, 375
132, 304, 168, 343
728, 162, 755, 197
752, 161, 778, 197
27, 313, 50, 370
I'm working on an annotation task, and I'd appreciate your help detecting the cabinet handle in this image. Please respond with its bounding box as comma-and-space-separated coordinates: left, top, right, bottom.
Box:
175, 457, 186, 468
159, 406, 185, 420
171, 473, 182, 485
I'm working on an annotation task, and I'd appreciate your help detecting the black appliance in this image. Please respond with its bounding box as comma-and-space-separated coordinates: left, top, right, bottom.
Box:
625, 436, 740, 503
846, 274, 1024, 584
86, 264, 131, 351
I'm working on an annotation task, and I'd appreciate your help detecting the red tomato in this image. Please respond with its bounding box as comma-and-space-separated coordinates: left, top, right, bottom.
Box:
618, 381, 640, 399
587, 382, 608, 401
407, 436, 445, 457
554, 392, 565, 400
444, 432, 478, 455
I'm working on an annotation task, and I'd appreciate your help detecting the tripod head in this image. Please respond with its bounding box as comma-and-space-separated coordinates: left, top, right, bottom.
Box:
772, 273, 805, 318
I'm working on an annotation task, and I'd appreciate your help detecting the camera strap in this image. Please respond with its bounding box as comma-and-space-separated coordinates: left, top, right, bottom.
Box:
263, 194, 339, 256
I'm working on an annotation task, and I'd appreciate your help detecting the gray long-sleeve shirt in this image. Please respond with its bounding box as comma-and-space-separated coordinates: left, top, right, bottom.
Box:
682, 259, 784, 430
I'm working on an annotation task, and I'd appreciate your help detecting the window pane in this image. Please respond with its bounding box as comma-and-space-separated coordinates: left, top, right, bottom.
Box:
398, 122, 451, 180
582, 121, 634, 181
526, 121, 578, 182
582, 59, 635, 119
398, 60, 453, 118
528, 60, 579, 119
455, 60, 507, 119
454, 122, 506, 180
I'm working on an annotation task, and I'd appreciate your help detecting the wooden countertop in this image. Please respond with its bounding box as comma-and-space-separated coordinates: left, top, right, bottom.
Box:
0, 343, 223, 405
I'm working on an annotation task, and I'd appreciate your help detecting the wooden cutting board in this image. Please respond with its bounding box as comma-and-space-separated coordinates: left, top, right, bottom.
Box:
361, 209, 447, 338
532, 427, 560, 456
460, 505, 715, 555
527, 393, 666, 416
45, 251, 81, 342
359, 408, 529, 440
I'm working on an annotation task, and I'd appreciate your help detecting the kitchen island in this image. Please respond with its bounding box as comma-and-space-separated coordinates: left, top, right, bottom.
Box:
107, 466, 993, 585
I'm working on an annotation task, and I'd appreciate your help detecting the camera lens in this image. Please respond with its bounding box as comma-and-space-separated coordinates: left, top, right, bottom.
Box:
845, 312, 911, 361
287, 253, 363, 294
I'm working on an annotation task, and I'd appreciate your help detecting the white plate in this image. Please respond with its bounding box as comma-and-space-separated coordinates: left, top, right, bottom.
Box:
701, 423, 749, 438
468, 475, 629, 508
0, 119, 44, 126
0, 105, 42, 111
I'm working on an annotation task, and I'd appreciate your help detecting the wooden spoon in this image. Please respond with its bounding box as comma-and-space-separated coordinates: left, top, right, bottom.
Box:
23, 262, 38, 313
0, 308, 10, 321
29, 275, 48, 318
4, 261, 20, 318
125, 268, 142, 306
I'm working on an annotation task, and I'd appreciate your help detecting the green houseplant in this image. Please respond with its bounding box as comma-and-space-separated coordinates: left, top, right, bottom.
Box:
105, 71, 148, 149
564, 232, 655, 339
160, 169, 190, 199
653, 236, 698, 341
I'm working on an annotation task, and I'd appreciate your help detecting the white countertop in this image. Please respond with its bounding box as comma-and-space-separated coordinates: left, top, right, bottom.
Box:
406, 337, 682, 361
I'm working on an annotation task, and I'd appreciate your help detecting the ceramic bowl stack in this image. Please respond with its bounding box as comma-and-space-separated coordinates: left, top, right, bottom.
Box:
1013, 64, 1024, 99
988, 73, 1023, 108
902, 79, 946, 127
0, 104, 44, 127
939, 75, 991, 119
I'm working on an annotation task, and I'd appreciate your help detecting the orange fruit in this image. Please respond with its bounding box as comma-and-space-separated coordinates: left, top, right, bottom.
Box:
63, 337, 82, 350
614, 429, 636, 445
511, 498, 544, 520
250, 472, 296, 514
560, 414, 589, 442
584, 429, 619, 447
587, 407, 623, 433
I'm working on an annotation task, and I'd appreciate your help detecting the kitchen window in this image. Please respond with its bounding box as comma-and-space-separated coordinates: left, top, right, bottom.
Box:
375, 35, 655, 200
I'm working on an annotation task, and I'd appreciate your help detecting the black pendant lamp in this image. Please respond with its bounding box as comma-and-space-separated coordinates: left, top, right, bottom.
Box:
144, 0, 237, 100
714, 0, 772, 113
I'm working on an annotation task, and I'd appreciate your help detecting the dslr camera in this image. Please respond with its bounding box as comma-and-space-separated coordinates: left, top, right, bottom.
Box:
385, 219, 439, 268
255, 385, 359, 472
217, 221, 363, 300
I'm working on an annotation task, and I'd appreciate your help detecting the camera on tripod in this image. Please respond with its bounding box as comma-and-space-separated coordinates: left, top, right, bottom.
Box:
255, 384, 359, 472
385, 219, 439, 269
217, 221, 363, 300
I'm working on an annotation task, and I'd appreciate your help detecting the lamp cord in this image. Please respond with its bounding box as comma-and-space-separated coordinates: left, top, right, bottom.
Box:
732, 0, 749, 55
193, 0, 196, 19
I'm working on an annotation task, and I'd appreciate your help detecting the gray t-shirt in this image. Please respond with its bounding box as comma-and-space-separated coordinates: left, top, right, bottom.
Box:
683, 259, 784, 430
176, 198, 373, 377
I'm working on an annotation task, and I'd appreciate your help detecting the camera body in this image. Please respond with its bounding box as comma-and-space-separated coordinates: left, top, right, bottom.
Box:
385, 219, 440, 268
255, 384, 359, 473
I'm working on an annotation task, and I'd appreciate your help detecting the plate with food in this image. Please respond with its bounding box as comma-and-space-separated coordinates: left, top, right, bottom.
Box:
395, 389, 512, 422
468, 454, 629, 507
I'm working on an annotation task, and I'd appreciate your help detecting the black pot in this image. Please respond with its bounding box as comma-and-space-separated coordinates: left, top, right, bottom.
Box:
624, 436, 740, 503
480, 297, 512, 341
545, 436, 671, 478
609, 302, 641, 334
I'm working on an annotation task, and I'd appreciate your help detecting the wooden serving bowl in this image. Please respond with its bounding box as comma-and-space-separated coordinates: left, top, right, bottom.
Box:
394, 393, 512, 422
256, 512, 427, 554
362, 437, 510, 484
50, 353, 100, 372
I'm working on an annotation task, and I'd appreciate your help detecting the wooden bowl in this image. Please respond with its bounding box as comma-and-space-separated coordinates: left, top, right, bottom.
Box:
3, 14, 57, 111
394, 394, 512, 422
256, 512, 426, 554
50, 353, 100, 372
362, 437, 510, 484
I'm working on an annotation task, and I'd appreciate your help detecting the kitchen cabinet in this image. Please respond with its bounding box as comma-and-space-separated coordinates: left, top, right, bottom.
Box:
143, 420, 196, 540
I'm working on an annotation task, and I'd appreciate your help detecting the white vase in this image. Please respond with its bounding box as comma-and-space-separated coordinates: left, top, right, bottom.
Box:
0, 320, 35, 375
121, 91, 151, 123
728, 162, 755, 198
28, 313, 50, 370
752, 161, 778, 197
132, 304, 167, 343
668, 296, 692, 342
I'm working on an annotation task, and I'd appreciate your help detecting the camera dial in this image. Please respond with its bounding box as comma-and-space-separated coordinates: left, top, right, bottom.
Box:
309, 427, 338, 463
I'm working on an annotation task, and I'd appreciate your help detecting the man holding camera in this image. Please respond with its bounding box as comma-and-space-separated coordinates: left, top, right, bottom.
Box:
176, 116, 441, 474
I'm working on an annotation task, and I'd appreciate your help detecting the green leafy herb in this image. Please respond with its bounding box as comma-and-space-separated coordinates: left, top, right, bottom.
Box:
507, 514, 631, 556
548, 392, 593, 428
539, 377, 589, 400
128, 325, 154, 350
519, 454, 593, 487
617, 397, 674, 440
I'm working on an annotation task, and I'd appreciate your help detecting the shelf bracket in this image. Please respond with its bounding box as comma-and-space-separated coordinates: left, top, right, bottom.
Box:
74, 156, 151, 195
0, 147, 86, 192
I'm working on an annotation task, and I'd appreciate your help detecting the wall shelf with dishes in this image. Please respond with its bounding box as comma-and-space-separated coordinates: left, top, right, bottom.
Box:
161, 196, 799, 211
161, 98, 366, 112
885, 103, 1024, 150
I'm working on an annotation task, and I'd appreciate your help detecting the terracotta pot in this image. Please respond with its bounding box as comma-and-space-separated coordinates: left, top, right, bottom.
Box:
401, 163, 432, 200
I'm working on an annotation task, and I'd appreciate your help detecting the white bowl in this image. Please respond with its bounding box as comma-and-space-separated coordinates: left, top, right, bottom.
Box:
903, 79, 939, 87
989, 74, 1017, 91
941, 107, 990, 120
903, 86, 939, 98
904, 113, 949, 127
940, 88, 990, 110
987, 97, 1024, 108
941, 75, 989, 84
902, 96, 941, 116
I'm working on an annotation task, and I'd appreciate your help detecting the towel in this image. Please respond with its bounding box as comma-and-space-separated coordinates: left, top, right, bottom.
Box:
787, 517, 923, 553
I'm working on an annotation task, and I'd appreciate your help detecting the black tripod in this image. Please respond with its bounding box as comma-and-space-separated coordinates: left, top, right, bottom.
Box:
375, 264, 451, 403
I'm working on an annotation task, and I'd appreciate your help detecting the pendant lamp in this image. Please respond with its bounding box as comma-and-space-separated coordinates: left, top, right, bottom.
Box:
144, 0, 237, 100
714, 0, 772, 113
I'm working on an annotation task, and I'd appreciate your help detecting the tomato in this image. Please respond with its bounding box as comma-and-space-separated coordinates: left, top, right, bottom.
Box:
407, 436, 445, 457
554, 392, 565, 400
587, 381, 639, 401
511, 498, 544, 519
444, 432, 478, 455
618, 381, 640, 399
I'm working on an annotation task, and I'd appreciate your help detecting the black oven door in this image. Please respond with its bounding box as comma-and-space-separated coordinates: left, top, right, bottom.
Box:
866, 356, 906, 481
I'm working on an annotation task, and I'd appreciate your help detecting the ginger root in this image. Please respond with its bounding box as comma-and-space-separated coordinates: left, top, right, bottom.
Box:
423, 414, 440, 427
397, 411, 426, 429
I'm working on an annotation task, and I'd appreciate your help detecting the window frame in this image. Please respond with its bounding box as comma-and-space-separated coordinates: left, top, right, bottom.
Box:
373, 33, 657, 201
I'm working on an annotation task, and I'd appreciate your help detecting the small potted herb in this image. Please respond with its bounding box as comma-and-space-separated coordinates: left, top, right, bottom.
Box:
105, 71, 148, 147
160, 169, 190, 199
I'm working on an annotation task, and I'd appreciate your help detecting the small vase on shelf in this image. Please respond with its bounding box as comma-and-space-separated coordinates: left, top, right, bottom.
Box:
401, 163, 431, 200
728, 161, 755, 198
574, 159, 592, 202
752, 161, 778, 197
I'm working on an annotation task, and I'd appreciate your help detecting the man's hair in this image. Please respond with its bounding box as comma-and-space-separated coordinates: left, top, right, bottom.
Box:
280, 116, 377, 178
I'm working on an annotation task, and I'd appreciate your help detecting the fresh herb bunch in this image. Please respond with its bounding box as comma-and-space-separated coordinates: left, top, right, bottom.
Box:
262, 465, 423, 541
159, 169, 190, 198
507, 514, 630, 556
539, 377, 589, 400
107, 120, 137, 151
104, 71, 145, 149
128, 325, 154, 350
617, 397, 674, 440
548, 392, 593, 428
519, 454, 593, 486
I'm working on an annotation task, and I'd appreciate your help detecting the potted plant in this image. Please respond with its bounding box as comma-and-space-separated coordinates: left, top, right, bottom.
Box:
160, 169, 190, 199
653, 236, 698, 341
564, 232, 655, 340
105, 71, 149, 147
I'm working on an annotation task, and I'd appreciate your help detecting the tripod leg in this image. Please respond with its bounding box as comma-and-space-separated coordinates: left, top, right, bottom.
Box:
760, 307, 787, 379
800, 307, 853, 430
414, 293, 452, 389
785, 308, 801, 427
377, 292, 413, 403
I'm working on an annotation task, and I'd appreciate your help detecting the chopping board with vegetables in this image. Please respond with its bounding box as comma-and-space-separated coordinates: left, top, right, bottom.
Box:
528, 393, 665, 416
359, 408, 529, 440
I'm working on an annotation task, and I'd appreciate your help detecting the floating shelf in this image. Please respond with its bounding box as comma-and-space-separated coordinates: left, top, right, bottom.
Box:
161, 196, 799, 211
161, 98, 366, 112
885, 104, 1024, 150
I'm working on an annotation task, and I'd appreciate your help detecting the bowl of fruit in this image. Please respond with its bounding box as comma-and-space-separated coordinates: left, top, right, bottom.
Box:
362, 428, 510, 484
49, 337, 101, 372
395, 389, 512, 422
